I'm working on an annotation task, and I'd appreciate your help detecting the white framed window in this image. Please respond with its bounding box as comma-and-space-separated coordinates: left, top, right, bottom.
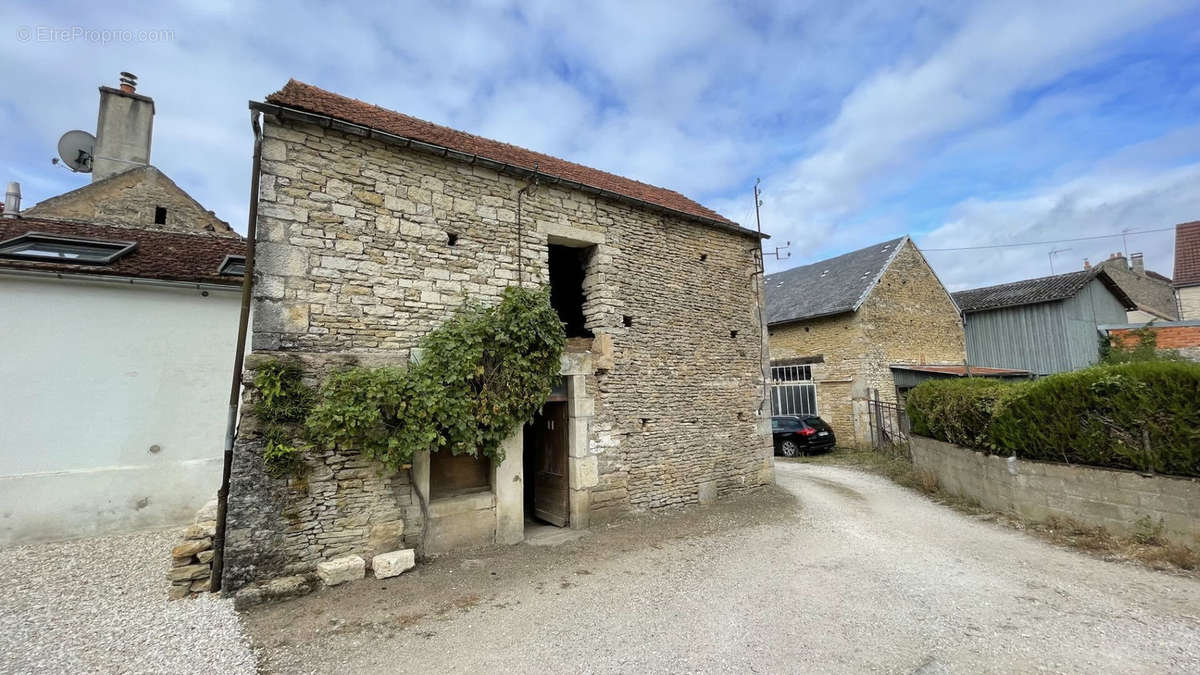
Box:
770, 363, 817, 416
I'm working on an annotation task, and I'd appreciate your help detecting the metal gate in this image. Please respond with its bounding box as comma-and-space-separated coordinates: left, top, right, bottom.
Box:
866, 389, 909, 449
770, 364, 817, 416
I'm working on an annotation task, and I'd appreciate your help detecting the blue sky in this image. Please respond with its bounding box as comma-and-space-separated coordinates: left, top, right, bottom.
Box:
4, 1, 1199, 289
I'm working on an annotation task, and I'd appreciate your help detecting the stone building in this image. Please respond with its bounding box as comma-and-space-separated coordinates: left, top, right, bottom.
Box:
1087, 252, 1177, 322
221, 80, 773, 590
765, 236, 967, 447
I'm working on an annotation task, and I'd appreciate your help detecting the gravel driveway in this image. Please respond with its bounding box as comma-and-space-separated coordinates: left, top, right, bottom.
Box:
244, 461, 1200, 673
0, 529, 254, 674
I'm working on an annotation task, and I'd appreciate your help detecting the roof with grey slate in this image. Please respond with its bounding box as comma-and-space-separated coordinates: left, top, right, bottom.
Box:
765, 236, 907, 324
952, 269, 1133, 313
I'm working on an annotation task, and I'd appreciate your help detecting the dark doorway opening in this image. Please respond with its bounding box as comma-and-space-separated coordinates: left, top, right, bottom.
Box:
523, 401, 569, 527
548, 244, 593, 338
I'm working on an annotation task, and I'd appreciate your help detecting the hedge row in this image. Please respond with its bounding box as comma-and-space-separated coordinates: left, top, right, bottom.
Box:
905, 361, 1200, 477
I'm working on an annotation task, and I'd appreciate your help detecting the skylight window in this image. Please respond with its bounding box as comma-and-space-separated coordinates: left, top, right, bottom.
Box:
218, 255, 246, 276
0, 232, 136, 265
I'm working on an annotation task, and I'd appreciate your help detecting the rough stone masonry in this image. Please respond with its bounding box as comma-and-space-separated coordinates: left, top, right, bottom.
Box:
222, 91, 774, 591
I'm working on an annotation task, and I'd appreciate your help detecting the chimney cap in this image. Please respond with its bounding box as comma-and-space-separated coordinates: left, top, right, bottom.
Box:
119, 72, 137, 94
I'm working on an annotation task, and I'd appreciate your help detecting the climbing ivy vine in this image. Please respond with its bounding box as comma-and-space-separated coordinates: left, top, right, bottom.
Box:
251, 359, 315, 478
303, 285, 566, 469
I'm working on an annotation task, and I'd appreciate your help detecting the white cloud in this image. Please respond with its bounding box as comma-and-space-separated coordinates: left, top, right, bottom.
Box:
738, 0, 1189, 265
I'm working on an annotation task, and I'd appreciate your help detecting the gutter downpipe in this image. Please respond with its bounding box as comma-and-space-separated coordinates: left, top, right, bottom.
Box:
211, 110, 263, 593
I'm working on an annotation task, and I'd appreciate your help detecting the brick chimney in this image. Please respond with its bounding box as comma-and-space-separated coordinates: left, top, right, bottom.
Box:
92, 72, 154, 182
1130, 252, 1144, 275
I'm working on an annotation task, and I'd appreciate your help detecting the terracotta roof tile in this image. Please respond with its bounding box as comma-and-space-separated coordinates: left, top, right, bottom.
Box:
0, 217, 245, 286
1173, 221, 1200, 287
264, 80, 741, 230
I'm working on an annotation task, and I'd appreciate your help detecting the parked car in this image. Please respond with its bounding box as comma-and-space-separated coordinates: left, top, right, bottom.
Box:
771, 415, 836, 456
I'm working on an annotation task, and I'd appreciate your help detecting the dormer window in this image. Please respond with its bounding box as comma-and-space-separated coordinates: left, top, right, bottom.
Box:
218, 254, 246, 276
0, 232, 136, 264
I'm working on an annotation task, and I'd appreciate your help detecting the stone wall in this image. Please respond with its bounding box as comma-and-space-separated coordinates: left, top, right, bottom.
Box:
768, 240, 965, 445
910, 435, 1200, 547
222, 114, 772, 589
25, 166, 236, 236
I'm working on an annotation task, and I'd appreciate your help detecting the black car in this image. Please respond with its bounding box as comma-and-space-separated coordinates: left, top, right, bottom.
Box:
771, 415, 836, 457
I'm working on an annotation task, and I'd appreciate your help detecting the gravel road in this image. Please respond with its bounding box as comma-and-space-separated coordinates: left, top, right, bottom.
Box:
246, 461, 1200, 673
0, 528, 255, 674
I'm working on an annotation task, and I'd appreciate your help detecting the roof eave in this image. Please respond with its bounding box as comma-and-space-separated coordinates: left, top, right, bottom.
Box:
767, 307, 854, 327
250, 100, 766, 241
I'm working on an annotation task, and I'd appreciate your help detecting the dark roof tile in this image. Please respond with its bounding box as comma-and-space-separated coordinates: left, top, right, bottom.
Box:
0, 217, 245, 286
952, 268, 1133, 312
765, 236, 907, 324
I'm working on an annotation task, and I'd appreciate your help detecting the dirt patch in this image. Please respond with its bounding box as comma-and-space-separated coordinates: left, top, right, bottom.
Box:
241, 484, 797, 663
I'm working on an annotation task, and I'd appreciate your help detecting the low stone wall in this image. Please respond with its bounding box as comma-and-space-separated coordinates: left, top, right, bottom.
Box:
909, 435, 1200, 547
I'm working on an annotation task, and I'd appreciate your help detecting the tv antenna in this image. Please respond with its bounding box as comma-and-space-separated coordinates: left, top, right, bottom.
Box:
54, 130, 95, 173
1048, 247, 1071, 275
754, 178, 790, 260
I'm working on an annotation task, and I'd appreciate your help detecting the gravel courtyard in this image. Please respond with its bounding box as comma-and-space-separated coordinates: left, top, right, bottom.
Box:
244, 461, 1200, 673
0, 529, 254, 674
4, 462, 1198, 673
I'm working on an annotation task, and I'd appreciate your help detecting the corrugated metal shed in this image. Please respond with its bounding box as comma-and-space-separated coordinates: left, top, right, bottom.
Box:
960, 276, 1129, 374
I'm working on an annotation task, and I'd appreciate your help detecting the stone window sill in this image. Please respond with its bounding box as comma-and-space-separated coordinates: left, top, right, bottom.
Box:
428, 490, 495, 517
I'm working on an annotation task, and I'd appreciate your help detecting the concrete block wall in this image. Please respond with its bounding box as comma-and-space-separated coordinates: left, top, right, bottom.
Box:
910, 435, 1200, 547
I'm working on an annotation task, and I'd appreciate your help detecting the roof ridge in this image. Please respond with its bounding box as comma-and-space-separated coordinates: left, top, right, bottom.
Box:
765, 235, 907, 280
264, 79, 739, 229
13, 215, 245, 241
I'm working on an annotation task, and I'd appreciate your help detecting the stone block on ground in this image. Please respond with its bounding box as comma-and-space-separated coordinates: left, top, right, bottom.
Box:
168, 584, 191, 600
372, 549, 415, 579
317, 555, 365, 586
197, 550, 214, 564
172, 538, 212, 558
185, 521, 217, 540
195, 498, 219, 523
167, 564, 211, 582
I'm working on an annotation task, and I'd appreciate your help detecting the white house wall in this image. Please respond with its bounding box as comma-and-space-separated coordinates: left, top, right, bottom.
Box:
0, 275, 240, 545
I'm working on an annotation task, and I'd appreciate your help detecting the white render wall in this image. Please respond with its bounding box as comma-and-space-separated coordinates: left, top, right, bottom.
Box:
1178, 286, 1200, 321
0, 274, 240, 546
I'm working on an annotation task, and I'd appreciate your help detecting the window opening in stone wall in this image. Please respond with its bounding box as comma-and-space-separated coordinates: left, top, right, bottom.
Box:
623, 315, 633, 327
548, 243, 594, 338
447, 232, 459, 246
154, 206, 167, 225
770, 363, 817, 416
429, 451, 491, 500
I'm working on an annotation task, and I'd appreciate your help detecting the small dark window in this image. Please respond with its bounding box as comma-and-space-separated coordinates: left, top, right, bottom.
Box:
218, 255, 246, 276
700, 254, 708, 262
154, 206, 167, 225
730, 330, 738, 339
447, 232, 459, 246
0, 232, 136, 264
623, 315, 633, 327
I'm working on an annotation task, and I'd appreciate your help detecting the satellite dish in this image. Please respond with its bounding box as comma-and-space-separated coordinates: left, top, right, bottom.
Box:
57, 130, 95, 173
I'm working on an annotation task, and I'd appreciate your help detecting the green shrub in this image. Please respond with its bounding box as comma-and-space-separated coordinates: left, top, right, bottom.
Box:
906, 361, 1200, 477
252, 360, 315, 477
905, 378, 1020, 447
989, 361, 1200, 476
305, 285, 565, 469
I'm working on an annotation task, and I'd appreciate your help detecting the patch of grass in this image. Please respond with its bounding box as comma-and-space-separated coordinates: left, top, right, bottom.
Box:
795, 446, 1200, 576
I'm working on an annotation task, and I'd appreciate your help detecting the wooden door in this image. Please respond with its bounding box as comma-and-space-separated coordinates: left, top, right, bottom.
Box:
533, 402, 569, 526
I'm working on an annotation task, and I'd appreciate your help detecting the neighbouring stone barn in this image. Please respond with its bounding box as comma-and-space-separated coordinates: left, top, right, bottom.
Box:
221, 80, 774, 592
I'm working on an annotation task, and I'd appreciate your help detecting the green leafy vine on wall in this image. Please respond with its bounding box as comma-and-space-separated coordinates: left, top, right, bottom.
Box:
251, 360, 315, 478
256, 285, 566, 475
